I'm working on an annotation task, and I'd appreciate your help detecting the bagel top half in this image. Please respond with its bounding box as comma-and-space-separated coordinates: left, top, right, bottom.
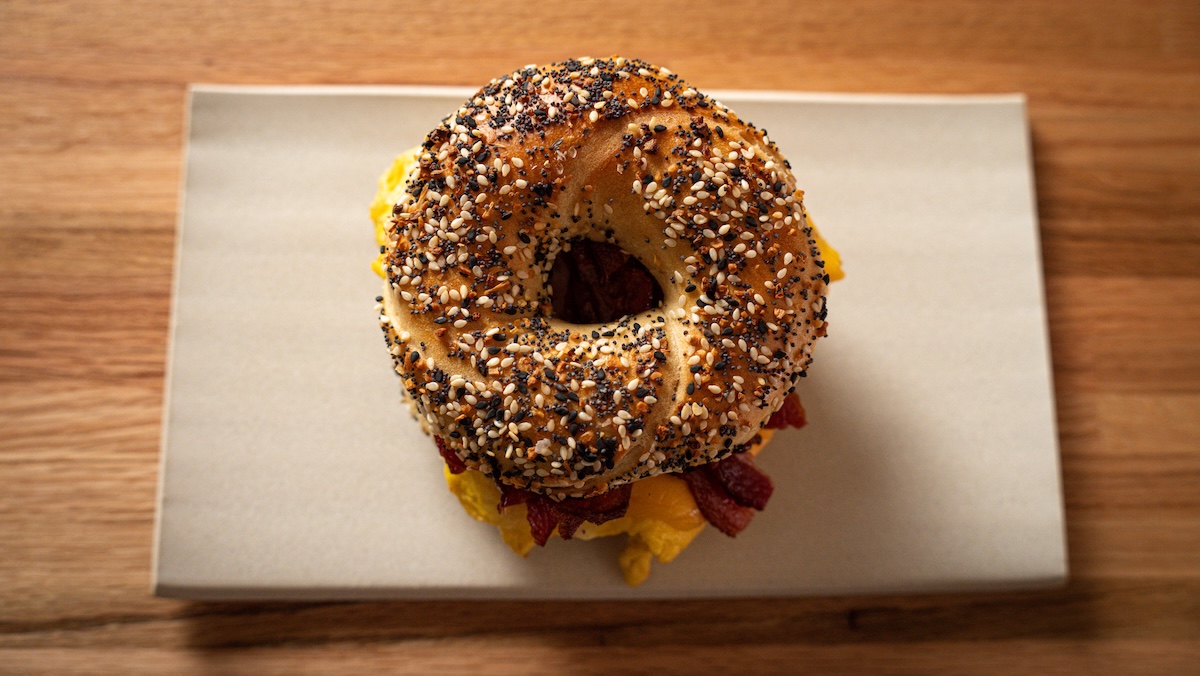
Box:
378, 57, 829, 499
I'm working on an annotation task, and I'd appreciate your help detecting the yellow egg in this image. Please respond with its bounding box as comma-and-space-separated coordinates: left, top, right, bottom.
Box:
443, 467, 536, 556
441, 430, 777, 586
444, 467, 706, 586
370, 148, 422, 277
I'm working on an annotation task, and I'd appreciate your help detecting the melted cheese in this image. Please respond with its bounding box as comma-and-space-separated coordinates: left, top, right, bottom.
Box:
371, 151, 840, 585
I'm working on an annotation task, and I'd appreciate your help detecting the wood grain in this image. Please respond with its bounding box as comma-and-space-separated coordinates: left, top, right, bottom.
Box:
2, 0, 1198, 672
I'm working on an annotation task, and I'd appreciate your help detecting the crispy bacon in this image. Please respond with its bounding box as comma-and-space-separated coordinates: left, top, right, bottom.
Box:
552, 484, 633, 539
682, 467, 755, 537
550, 239, 663, 324
683, 452, 775, 536
708, 452, 774, 511
524, 494, 559, 546
434, 436, 466, 474
498, 482, 634, 545
766, 392, 807, 429
554, 513, 587, 541
497, 483, 527, 510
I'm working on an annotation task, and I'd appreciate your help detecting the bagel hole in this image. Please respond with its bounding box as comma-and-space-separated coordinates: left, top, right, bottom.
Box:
549, 239, 664, 324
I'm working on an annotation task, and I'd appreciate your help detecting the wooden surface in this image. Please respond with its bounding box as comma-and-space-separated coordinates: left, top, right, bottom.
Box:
2, 1, 1198, 673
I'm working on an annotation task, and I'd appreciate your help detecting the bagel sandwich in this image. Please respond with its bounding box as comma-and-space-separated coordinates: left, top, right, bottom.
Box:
372, 58, 842, 585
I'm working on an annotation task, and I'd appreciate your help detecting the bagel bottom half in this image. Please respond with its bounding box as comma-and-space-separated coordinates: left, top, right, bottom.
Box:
372, 150, 842, 586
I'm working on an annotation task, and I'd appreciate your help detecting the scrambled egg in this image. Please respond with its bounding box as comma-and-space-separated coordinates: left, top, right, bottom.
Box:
444, 430, 774, 586
371, 150, 840, 585
814, 226, 844, 282
369, 147, 423, 278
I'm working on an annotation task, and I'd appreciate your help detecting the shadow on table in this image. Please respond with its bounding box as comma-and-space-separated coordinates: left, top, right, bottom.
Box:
180, 582, 1103, 652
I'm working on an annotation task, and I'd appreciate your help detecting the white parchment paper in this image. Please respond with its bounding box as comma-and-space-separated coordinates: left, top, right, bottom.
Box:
153, 86, 1065, 599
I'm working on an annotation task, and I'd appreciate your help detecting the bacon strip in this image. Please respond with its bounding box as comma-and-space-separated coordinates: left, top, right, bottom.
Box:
555, 514, 586, 540
434, 436, 466, 474
524, 494, 559, 546
497, 482, 634, 546
550, 239, 663, 324
682, 451, 776, 536
766, 392, 807, 429
497, 483, 527, 510
676, 394, 798, 534
708, 452, 774, 511
553, 484, 633, 539
682, 467, 755, 537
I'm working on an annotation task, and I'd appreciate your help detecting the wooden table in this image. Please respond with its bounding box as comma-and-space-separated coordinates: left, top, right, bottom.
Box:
2, 1, 1197, 672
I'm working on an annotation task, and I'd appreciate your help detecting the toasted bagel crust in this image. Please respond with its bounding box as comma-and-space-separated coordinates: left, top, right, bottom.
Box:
378, 57, 828, 498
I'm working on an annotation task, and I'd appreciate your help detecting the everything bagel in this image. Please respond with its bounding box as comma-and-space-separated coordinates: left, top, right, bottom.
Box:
378, 57, 829, 499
